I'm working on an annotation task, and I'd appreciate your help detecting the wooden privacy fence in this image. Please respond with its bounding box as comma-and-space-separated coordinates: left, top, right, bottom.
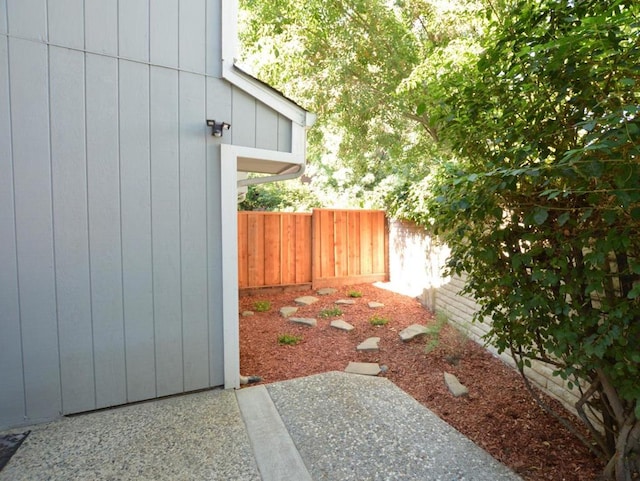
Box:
237, 209, 388, 290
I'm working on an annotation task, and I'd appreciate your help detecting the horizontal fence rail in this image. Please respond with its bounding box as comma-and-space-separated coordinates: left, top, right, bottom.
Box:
238, 209, 388, 290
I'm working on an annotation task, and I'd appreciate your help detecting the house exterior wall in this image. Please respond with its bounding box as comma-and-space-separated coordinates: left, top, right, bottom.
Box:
0, 0, 295, 429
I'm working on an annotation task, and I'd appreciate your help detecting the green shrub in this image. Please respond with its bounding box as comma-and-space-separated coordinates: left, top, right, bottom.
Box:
277, 334, 302, 345
253, 300, 271, 312
347, 290, 362, 298
369, 315, 389, 326
319, 307, 343, 318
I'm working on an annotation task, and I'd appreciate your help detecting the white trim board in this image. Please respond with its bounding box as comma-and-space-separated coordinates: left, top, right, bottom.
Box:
220, 0, 315, 128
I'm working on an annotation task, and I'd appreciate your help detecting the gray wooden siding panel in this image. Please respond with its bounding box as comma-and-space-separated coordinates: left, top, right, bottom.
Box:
118, 0, 149, 62
86, 54, 126, 409
49, 47, 96, 414
206, 77, 227, 386
205, 0, 221, 77
47, 0, 84, 49
7, 0, 47, 40
85, 0, 118, 56
119, 60, 156, 403
0, 1, 7, 34
231, 87, 256, 147
150, 66, 183, 397
179, 71, 209, 391
150, 0, 178, 68
207, 77, 232, 133
9, 38, 61, 421
207, 142, 224, 387
278, 115, 292, 153
255, 102, 279, 151
179, 0, 205, 73
0, 36, 25, 427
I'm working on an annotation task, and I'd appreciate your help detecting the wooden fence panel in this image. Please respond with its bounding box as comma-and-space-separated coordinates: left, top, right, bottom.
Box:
238, 209, 387, 290
238, 212, 312, 289
295, 215, 312, 284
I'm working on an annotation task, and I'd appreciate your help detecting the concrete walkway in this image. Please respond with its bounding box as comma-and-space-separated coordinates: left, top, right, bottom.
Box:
0, 372, 522, 481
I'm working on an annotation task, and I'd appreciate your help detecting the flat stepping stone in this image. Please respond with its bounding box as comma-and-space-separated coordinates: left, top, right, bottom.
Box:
444, 372, 469, 397
241, 311, 254, 317
330, 320, 355, 331
280, 306, 298, 318
345, 362, 381, 376
399, 324, 430, 341
316, 288, 337, 296
335, 299, 356, 305
356, 337, 380, 352
294, 296, 319, 306
368, 301, 384, 308
289, 317, 317, 327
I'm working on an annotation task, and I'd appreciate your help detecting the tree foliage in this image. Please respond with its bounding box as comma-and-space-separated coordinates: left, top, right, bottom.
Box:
240, 0, 640, 478
238, 0, 483, 210
427, 1, 640, 478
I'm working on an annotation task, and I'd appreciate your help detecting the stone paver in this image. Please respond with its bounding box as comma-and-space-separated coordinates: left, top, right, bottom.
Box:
330, 320, 355, 332
356, 337, 380, 352
444, 372, 469, 397
344, 362, 381, 376
280, 306, 298, 318
316, 288, 337, 296
368, 301, 384, 309
289, 317, 318, 327
241, 311, 254, 317
295, 296, 319, 306
335, 299, 356, 305
399, 323, 430, 341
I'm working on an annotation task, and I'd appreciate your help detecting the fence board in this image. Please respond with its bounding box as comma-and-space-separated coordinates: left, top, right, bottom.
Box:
238, 209, 387, 290
296, 215, 312, 284
263, 215, 281, 285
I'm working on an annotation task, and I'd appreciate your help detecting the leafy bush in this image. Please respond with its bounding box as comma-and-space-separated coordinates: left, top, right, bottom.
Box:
426, 2, 640, 478
319, 307, 343, 318
253, 300, 271, 312
277, 334, 302, 346
347, 290, 362, 298
369, 315, 389, 326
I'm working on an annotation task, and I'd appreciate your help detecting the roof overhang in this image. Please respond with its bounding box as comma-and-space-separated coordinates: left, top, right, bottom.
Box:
221, 0, 315, 179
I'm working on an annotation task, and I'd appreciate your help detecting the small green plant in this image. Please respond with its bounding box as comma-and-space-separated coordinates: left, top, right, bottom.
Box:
369, 315, 390, 326
277, 334, 302, 345
347, 290, 362, 298
424, 311, 449, 354
319, 307, 343, 318
253, 300, 271, 312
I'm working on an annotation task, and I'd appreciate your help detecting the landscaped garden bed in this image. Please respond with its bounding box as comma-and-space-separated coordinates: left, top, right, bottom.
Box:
240, 283, 602, 481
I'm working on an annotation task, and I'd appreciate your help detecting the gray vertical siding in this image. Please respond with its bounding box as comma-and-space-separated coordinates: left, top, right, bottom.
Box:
50, 47, 95, 415
0, 34, 24, 428
119, 60, 156, 403
0, 0, 295, 429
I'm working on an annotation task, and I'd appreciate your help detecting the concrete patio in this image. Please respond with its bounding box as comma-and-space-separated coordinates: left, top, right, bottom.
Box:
0, 372, 522, 481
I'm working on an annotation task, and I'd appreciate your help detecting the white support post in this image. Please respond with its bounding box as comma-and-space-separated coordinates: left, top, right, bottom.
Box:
220, 144, 240, 389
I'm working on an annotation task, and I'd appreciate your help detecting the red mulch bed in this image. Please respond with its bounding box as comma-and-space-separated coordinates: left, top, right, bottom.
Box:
239, 283, 603, 481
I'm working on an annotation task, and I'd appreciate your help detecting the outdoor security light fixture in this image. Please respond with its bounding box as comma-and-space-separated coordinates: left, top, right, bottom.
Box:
206, 120, 231, 137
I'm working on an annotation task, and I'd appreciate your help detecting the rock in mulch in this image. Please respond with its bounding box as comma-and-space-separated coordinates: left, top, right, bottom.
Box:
280, 306, 298, 318
444, 372, 469, 397
345, 362, 381, 376
241, 311, 254, 317
356, 337, 380, 352
289, 317, 317, 327
330, 320, 355, 332
399, 324, 430, 341
294, 296, 319, 306
335, 299, 356, 305
316, 288, 337, 296
368, 301, 384, 309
